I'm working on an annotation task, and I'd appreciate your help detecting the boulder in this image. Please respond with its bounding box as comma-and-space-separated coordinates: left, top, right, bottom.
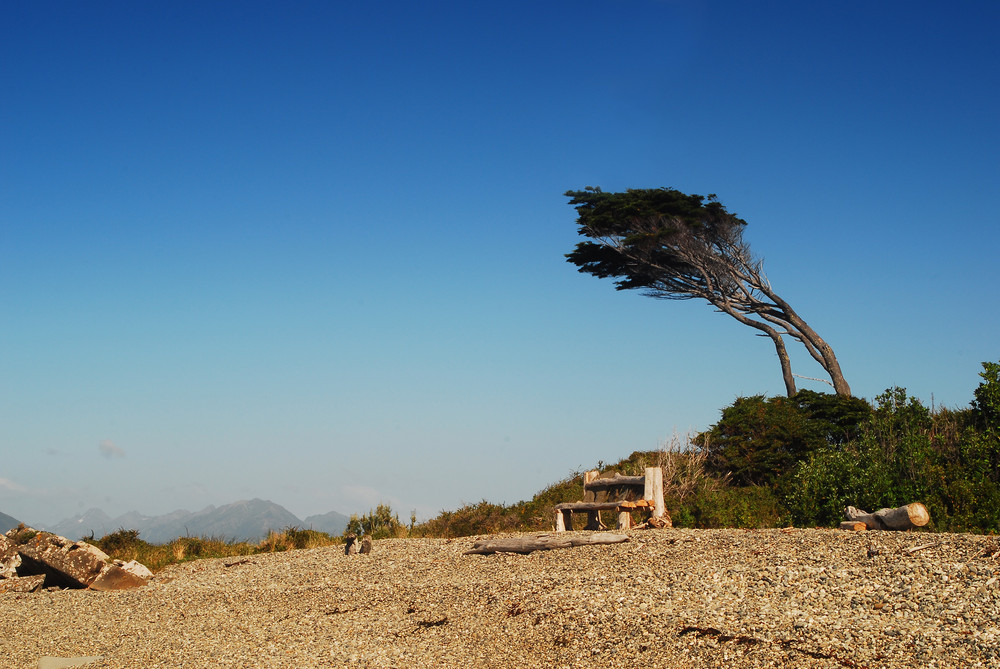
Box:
89, 562, 151, 591
17, 532, 111, 588
2, 527, 151, 591
0, 533, 22, 578
0, 573, 46, 593
360, 535, 372, 554
115, 559, 153, 580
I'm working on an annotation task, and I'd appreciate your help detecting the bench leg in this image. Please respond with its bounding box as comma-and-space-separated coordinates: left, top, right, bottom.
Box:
617, 510, 632, 530
585, 510, 605, 531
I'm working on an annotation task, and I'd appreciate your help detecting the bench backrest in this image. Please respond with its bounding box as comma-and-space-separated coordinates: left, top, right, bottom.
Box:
582, 471, 647, 503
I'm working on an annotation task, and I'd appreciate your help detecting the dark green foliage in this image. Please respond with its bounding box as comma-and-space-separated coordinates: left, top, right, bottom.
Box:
700, 395, 816, 485
563, 186, 853, 396
791, 390, 871, 444
973, 361, 1000, 431
565, 187, 743, 293
699, 391, 870, 486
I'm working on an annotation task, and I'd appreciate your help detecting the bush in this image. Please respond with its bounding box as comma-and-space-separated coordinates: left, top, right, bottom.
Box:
90, 528, 150, 560
781, 374, 1000, 532
673, 485, 790, 529
344, 503, 407, 539
260, 526, 336, 552
698, 391, 869, 486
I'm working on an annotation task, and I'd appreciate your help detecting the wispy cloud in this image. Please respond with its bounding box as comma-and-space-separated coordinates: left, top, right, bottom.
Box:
99, 439, 126, 459
0, 477, 27, 493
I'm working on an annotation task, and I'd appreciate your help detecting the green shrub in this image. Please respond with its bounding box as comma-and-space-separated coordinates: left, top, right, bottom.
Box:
344, 503, 407, 539
698, 391, 870, 486
675, 485, 789, 529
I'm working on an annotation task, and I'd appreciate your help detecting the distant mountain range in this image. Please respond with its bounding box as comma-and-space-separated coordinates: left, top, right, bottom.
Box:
0, 511, 22, 534
40, 499, 350, 544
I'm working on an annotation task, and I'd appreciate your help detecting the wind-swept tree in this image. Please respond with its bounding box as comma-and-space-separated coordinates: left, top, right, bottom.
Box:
565, 187, 850, 396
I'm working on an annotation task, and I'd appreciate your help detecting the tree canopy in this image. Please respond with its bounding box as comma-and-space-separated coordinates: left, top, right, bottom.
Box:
565, 187, 850, 396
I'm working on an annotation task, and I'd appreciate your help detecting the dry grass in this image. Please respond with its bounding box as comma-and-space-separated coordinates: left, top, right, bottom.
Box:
83, 527, 343, 573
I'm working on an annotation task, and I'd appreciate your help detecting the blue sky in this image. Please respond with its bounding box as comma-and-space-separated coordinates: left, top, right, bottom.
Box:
3, 1, 998, 528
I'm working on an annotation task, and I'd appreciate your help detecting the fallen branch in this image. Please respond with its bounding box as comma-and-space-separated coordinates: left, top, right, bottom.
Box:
464, 532, 628, 555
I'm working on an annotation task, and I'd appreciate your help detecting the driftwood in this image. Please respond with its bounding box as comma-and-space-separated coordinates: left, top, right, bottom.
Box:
844, 503, 930, 531
464, 532, 628, 555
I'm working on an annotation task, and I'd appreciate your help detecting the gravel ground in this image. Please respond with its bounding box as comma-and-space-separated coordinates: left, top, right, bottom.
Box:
3, 528, 1000, 668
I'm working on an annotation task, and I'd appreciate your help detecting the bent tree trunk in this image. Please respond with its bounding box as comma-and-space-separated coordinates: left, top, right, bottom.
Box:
763, 291, 851, 396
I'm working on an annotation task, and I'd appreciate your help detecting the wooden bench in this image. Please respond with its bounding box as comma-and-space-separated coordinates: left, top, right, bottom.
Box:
553, 467, 665, 532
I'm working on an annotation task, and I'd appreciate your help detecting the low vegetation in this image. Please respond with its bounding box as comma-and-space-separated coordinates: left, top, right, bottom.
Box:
83, 526, 342, 572
84, 360, 999, 570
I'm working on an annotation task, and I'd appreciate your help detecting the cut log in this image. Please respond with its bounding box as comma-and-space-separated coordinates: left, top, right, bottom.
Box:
844, 503, 930, 531
554, 502, 642, 512
838, 521, 867, 532
584, 474, 647, 489
464, 532, 629, 555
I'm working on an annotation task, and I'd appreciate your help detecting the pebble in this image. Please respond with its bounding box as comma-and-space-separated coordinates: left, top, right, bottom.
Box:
2, 528, 999, 667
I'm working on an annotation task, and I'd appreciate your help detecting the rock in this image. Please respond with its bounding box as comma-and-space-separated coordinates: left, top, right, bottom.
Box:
344, 536, 358, 555
0, 573, 46, 593
16, 532, 111, 589
360, 536, 372, 554
37, 656, 104, 668
0, 532, 22, 578
115, 559, 153, 580
15, 531, 148, 590
89, 562, 150, 591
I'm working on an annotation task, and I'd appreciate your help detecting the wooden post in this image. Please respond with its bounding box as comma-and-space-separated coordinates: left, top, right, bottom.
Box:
582, 470, 599, 502
554, 509, 566, 532
644, 467, 665, 519
617, 510, 632, 530
585, 510, 604, 531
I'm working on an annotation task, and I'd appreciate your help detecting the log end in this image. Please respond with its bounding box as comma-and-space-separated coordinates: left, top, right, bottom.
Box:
838, 521, 867, 532
906, 503, 930, 527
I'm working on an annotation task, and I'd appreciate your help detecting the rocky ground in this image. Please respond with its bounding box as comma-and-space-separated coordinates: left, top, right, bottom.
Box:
2, 527, 999, 668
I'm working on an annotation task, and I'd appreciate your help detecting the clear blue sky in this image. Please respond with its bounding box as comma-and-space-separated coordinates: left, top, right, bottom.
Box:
3, 1, 998, 528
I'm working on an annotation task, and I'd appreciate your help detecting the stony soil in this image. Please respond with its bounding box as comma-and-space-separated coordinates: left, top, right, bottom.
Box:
3, 528, 999, 668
